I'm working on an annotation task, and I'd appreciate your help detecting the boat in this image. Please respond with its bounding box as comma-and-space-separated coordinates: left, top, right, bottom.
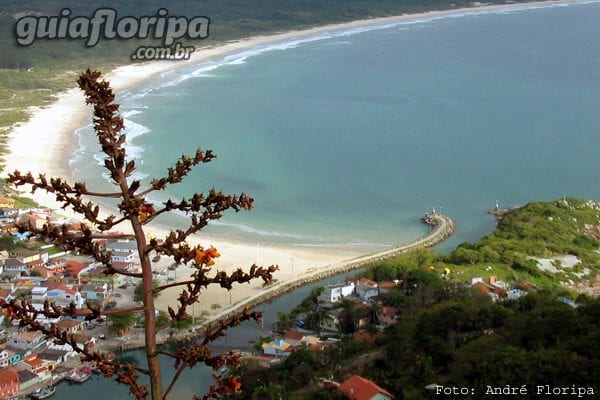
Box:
30, 386, 56, 399
66, 366, 92, 383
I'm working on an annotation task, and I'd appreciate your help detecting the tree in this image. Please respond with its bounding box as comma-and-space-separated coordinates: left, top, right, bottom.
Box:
134, 279, 160, 302
1, 70, 277, 400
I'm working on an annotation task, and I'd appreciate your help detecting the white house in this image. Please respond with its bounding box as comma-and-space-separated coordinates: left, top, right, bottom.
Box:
105, 240, 138, 254
31, 287, 48, 303
356, 281, 379, 301
506, 289, 527, 301
8, 331, 46, 350
318, 282, 355, 303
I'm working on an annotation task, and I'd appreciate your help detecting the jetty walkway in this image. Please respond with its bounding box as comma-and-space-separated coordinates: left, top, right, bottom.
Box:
112, 212, 455, 350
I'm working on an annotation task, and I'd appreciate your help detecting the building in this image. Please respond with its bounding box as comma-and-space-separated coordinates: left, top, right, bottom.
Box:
31, 286, 48, 303
356, 280, 379, 301
80, 284, 109, 302
261, 339, 293, 358
16, 212, 48, 230
0, 368, 19, 399
0, 348, 20, 369
8, 331, 46, 351
2, 258, 28, 272
376, 306, 398, 327
20, 355, 51, 379
339, 375, 395, 400
319, 282, 355, 303
55, 318, 85, 335
105, 239, 138, 254
320, 309, 344, 333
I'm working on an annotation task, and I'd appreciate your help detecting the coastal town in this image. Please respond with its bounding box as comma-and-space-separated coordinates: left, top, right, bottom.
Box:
0, 190, 449, 399
0, 191, 193, 399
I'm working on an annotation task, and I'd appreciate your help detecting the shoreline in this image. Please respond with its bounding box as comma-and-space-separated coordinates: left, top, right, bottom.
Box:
109, 213, 455, 351
0, 0, 577, 318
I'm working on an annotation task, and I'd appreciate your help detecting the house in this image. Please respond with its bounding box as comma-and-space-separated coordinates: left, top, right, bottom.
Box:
320, 309, 344, 333
16, 212, 49, 230
2, 258, 28, 272
470, 277, 484, 285
319, 282, 355, 303
354, 304, 373, 331
20, 355, 51, 379
43, 282, 83, 308
284, 331, 306, 347
506, 288, 527, 301
105, 239, 138, 254
0, 196, 15, 209
339, 375, 395, 400
31, 286, 48, 303
55, 318, 85, 334
356, 279, 379, 301
37, 348, 75, 365
0, 349, 11, 369
82, 267, 126, 290
376, 306, 398, 327
489, 276, 509, 290
8, 331, 46, 351
80, 284, 109, 301
33, 259, 67, 278
65, 260, 93, 281
10, 249, 46, 264
0, 368, 19, 399
261, 339, 293, 358
472, 282, 499, 302
0, 348, 20, 369
15, 369, 38, 392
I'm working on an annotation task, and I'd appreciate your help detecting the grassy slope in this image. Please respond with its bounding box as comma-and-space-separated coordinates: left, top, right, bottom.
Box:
367, 198, 600, 290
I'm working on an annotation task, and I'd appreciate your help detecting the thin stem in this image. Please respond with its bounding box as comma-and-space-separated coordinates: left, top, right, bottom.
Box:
162, 362, 188, 400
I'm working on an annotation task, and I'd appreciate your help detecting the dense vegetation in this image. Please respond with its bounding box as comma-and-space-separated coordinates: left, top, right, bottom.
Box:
0, 0, 541, 164
234, 198, 600, 399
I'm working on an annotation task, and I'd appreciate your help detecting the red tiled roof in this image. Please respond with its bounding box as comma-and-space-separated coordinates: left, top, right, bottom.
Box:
358, 278, 378, 287
339, 375, 395, 400
0, 367, 19, 386
23, 357, 44, 368
381, 306, 398, 317
352, 331, 378, 344
66, 261, 88, 276
378, 282, 396, 289
473, 282, 490, 294
284, 331, 305, 342
0, 289, 11, 299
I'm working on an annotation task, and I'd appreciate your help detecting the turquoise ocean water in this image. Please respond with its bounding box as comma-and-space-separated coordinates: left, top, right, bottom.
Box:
71, 1, 600, 254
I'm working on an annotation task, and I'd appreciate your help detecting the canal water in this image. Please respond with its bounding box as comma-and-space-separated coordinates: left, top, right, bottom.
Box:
56, 270, 361, 399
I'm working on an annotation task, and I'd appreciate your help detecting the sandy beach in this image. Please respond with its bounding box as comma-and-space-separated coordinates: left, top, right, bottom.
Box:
1, 0, 567, 317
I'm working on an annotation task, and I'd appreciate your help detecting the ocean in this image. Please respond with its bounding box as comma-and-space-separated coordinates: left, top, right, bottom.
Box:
70, 1, 600, 254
